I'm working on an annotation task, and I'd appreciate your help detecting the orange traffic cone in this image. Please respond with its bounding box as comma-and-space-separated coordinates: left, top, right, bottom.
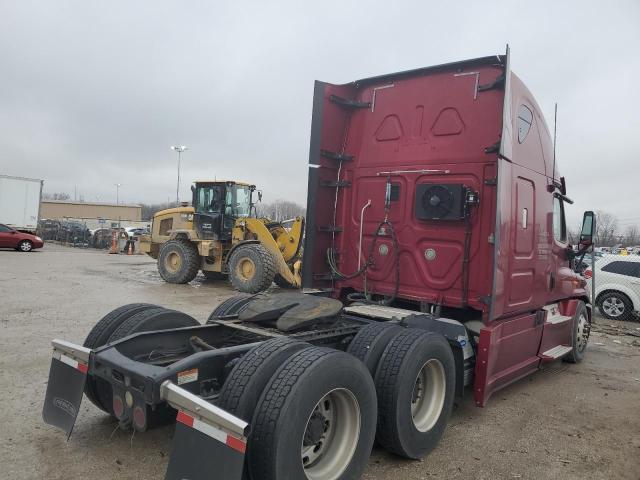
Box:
109, 230, 118, 254
127, 242, 133, 255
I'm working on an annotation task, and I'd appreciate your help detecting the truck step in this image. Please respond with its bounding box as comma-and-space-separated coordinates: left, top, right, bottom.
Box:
541, 345, 572, 360
543, 304, 572, 325
545, 314, 572, 325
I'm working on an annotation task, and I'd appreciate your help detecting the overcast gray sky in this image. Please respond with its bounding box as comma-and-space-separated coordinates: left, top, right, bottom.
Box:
1, 1, 638, 228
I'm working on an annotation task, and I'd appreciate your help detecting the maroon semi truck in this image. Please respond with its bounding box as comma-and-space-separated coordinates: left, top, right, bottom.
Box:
43, 50, 595, 480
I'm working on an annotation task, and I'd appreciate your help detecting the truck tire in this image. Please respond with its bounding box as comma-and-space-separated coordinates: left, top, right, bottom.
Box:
202, 270, 227, 281
108, 307, 200, 343
106, 307, 200, 426
157, 239, 200, 284
597, 291, 633, 321
83, 304, 159, 413
249, 347, 377, 480
347, 322, 404, 376
228, 244, 276, 294
374, 330, 455, 459
206, 294, 257, 323
218, 338, 309, 422
565, 301, 590, 363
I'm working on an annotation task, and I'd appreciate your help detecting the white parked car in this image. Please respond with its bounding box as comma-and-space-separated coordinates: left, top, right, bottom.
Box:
585, 256, 640, 320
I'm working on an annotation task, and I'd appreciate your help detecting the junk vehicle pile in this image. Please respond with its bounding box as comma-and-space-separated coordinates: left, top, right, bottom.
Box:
43, 50, 596, 480
138, 180, 304, 293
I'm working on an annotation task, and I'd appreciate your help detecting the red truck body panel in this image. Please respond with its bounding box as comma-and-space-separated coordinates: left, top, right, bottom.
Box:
303, 52, 589, 405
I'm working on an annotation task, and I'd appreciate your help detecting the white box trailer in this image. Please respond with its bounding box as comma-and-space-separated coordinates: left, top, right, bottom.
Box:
0, 175, 44, 233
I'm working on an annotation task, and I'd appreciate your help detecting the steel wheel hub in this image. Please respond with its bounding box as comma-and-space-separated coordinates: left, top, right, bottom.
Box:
602, 297, 625, 317
237, 257, 255, 280
166, 252, 182, 272
301, 388, 360, 480
576, 313, 589, 352
411, 359, 446, 432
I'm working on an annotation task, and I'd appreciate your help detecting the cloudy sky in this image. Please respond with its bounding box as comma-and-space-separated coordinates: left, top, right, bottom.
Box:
1, 1, 638, 229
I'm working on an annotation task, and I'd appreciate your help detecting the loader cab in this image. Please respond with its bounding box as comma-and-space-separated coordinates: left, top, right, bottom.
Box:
192, 181, 255, 241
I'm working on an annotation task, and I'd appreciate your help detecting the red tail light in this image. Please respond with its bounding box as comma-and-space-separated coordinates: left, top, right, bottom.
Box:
584, 269, 592, 279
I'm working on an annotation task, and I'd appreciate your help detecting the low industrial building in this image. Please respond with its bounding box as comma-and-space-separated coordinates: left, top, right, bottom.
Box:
40, 200, 145, 229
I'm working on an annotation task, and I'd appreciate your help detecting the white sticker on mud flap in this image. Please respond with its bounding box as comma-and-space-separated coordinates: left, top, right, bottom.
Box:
177, 368, 198, 385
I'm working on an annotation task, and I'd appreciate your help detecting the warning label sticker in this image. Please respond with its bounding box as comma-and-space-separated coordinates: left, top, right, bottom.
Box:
177, 368, 198, 385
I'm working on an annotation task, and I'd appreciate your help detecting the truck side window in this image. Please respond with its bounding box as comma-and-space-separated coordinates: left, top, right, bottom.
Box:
517, 104, 533, 143
552, 196, 567, 243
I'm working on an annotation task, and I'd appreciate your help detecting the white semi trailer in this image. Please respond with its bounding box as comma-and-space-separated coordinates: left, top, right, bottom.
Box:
0, 174, 44, 233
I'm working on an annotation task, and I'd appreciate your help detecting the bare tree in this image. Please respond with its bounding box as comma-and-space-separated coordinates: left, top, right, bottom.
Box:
140, 202, 174, 221
625, 225, 640, 246
42, 192, 71, 201
594, 211, 618, 247
256, 199, 306, 222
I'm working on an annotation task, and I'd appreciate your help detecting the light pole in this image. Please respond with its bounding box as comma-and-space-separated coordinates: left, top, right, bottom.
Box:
171, 145, 188, 206
114, 183, 122, 204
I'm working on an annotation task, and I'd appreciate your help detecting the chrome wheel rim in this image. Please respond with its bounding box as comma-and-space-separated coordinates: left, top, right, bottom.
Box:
301, 388, 360, 480
411, 359, 446, 432
20, 242, 31, 251
602, 297, 625, 317
576, 312, 589, 352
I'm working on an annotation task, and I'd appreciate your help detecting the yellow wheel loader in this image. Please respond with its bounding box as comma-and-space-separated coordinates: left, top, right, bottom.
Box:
139, 181, 304, 293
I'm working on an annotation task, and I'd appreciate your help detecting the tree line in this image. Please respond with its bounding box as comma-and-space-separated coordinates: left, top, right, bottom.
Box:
568, 211, 639, 247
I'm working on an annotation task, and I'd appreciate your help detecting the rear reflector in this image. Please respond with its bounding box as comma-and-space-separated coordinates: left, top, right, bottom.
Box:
113, 395, 124, 419
176, 410, 246, 454
584, 269, 592, 279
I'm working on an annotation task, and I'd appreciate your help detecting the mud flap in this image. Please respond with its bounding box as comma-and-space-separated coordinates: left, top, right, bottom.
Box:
42, 340, 91, 438
161, 381, 249, 480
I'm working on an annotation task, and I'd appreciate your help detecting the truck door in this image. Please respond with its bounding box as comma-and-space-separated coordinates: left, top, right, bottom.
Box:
474, 171, 544, 406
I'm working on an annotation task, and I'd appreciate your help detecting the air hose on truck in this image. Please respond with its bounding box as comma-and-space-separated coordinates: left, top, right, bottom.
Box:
326, 176, 400, 306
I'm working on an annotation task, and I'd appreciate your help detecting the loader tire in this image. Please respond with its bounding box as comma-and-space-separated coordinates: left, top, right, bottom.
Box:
108, 307, 199, 343
157, 239, 200, 284
218, 338, 309, 422
206, 294, 257, 323
249, 347, 377, 480
83, 303, 159, 413
347, 322, 404, 376
228, 244, 276, 294
374, 330, 455, 459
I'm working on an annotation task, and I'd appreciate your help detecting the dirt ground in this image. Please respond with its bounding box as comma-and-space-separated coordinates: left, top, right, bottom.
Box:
1, 244, 639, 480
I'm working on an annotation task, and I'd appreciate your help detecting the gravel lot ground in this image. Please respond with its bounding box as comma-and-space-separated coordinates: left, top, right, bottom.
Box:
1, 244, 639, 480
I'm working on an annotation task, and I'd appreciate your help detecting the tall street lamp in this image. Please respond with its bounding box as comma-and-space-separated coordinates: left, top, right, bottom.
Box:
114, 183, 122, 204
171, 145, 188, 206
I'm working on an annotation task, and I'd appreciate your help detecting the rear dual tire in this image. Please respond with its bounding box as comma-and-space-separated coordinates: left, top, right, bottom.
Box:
347, 323, 455, 460
220, 340, 377, 480
83, 304, 199, 417
374, 330, 455, 459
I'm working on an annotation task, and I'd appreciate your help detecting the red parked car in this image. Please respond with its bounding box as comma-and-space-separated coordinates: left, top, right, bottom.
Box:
0, 223, 44, 252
